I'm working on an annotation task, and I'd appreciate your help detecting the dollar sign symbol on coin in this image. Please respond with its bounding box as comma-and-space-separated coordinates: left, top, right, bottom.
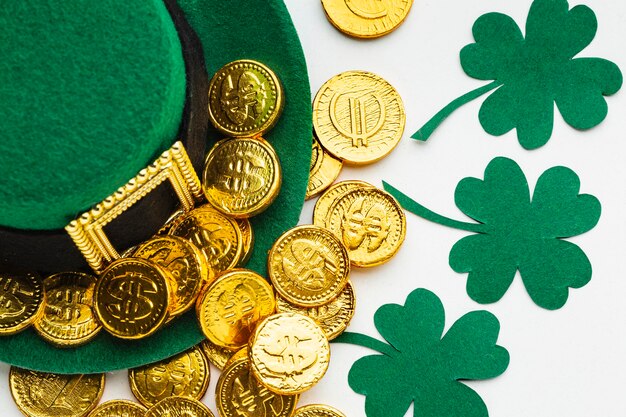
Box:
330, 91, 386, 147
345, 0, 388, 19
219, 148, 268, 197
284, 239, 337, 290
107, 274, 156, 323
262, 335, 318, 377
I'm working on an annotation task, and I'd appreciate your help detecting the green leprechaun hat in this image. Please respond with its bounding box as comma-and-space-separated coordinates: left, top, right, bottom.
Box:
0, 0, 311, 373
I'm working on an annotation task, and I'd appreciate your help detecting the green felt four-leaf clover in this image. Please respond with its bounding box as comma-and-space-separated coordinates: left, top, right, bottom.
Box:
384, 157, 601, 310
335, 288, 509, 417
414, 0, 622, 149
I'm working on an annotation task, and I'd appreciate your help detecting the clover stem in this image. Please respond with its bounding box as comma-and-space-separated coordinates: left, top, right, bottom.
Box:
412, 80, 502, 141
383, 182, 487, 234
333, 332, 398, 356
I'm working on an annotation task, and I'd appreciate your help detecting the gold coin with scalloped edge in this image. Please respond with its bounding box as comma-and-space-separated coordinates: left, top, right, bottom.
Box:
321, 0, 413, 39
313, 71, 405, 165
326, 187, 406, 267
269, 225, 350, 307
250, 312, 330, 394
128, 345, 210, 408
293, 404, 347, 417
208, 59, 284, 137
203, 137, 281, 218
34, 272, 101, 347
201, 338, 234, 371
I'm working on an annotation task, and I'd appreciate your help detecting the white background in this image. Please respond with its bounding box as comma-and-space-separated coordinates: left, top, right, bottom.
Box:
2, 0, 625, 415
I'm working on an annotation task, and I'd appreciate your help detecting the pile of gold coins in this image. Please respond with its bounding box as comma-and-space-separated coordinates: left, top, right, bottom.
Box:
4, 59, 409, 417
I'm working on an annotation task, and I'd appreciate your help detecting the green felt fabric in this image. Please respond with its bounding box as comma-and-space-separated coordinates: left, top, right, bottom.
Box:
413, 0, 622, 149
0, 0, 311, 374
334, 288, 509, 417
0, 1, 186, 229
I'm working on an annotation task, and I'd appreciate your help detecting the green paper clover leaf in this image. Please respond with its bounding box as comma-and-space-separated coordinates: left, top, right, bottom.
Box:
414, 0, 622, 149
334, 288, 509, 417
384, 157, 601, 309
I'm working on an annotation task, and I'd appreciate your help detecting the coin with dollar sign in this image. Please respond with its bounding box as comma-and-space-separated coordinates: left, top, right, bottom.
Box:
94, 258, 170, 339
250, 312, 330, 394
0, 272, 44, 336
208, 59, 284, 138
203, 137, 282, 218
268, 225, 350, 307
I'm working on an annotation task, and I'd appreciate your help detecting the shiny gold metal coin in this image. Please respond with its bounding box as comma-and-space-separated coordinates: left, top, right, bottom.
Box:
276, 280, 355, 340
222, 346, 249, 371
88, 400, 147, 417
201, 338, 234, 370
250, 312, 330, 394
306, 136, 343, 200
268, 225, 350, 307
129, 345, 210, 408
94, 258, 170, 339
313, 71, 405, 165
172, 205, 243, 274
34, 272, 101, 347
9, 367, 104, 417
0, 272, 44, 335
145, 396, 214, 417
326, 187, 406, 267
293, 404, 347, 417
203, 137, 282, 218
321, 0, 413, 38
236, 218, 254, 267
157, 208, 187, 235
134, 236, 209, 317
196, 269, 275, 350
217, 355, 298, 417
208, 59, 284, 137
313, 180, 374, 227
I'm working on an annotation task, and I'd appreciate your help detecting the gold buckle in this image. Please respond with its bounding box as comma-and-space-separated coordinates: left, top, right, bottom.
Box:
65, 141, 203, 273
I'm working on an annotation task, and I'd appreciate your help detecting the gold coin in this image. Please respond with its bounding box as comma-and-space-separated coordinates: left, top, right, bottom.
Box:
276, 280, 355, 340
222, 346, 249, 371
34, 272, 101, 347
134, 236, 209, 317
208, 59, 284, 137
236, 218, 254, 267
88, 400, 147, 417
313, 71, 405, 165
306, 136, 343, 200
94, 258, 170, 339
326, 187, 406, 267
145, 396, 214, 417
0, 272, 44, 335
293, 404, 347, 417
321, 0, 413, 38
129, 345, 210, 408
201, 338, 235, 370
9, 367, 104, 417
217, 355, 298, 417
268, 225, 350, 307
312, 180, 374, 227
249, 312, 330, 394
171, 205, 243, 273
157, 208, 187, 235
196, 269, 275, 350
203, 137, 281, 218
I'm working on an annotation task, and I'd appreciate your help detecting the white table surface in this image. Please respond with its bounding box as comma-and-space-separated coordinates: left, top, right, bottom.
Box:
2, 1, 626, 415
